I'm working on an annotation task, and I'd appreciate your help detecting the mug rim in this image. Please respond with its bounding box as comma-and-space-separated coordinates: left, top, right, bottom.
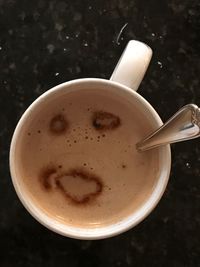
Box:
9, 78, 171, 240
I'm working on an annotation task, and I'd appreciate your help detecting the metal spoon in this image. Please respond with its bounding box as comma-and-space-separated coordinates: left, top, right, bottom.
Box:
136, 104, 200, 152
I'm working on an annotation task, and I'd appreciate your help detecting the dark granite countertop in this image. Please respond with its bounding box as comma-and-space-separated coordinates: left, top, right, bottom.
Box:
1, 0, 200, 266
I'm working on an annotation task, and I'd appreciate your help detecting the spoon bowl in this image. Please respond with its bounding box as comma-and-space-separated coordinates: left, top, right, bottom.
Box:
137, 104, 200, 152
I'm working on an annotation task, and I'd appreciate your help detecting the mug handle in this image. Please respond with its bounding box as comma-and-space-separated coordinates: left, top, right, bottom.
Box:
110, 40, 153, 91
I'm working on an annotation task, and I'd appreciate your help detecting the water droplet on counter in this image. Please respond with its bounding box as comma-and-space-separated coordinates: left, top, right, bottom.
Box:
157, 61, 163, 68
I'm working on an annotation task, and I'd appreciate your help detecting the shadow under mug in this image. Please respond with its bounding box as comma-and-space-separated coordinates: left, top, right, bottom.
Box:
10, 41, 171, 239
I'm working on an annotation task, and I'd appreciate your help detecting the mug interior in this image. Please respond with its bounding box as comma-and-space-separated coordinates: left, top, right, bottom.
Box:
10, 78, 171, 239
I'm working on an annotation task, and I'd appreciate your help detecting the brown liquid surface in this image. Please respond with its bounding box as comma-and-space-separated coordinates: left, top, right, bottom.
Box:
17, 89, 159, 228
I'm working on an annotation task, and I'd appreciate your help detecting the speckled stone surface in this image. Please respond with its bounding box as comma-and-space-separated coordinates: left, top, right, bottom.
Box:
1, 0, 200, 266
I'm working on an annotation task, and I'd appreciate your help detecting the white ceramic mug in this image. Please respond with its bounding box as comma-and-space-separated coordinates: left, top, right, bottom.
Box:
10, 40, 171, 240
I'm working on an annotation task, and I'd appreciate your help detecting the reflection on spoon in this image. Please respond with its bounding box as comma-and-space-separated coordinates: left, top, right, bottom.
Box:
136, 104, 200, 152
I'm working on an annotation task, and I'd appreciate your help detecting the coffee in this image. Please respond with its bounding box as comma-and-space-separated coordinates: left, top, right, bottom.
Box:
16, 88, 159, 228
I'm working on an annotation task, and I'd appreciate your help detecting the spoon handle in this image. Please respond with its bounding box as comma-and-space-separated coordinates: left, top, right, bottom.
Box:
137, 104, 200, 152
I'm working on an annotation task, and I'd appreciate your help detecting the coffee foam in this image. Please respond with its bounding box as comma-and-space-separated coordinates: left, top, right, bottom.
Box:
16, 89, 159, 228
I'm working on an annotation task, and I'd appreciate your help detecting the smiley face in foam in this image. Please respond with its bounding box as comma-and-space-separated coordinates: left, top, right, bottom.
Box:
19, 89, 159, 228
